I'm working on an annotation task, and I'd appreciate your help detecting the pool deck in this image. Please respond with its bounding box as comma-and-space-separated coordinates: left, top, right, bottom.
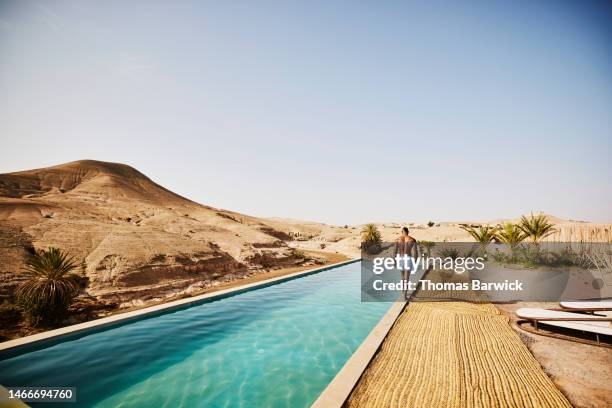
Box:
314, 268, 574, 408
0, 259, 358, 358
0, 385, 28, 408
345, 301, 572, 408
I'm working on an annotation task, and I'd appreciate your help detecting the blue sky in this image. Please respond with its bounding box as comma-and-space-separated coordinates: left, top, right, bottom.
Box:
0, 1, 611, 224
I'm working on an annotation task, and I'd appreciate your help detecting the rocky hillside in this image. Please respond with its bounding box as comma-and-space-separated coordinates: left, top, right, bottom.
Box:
0, 160, 306, 304
2, 160, 609, 308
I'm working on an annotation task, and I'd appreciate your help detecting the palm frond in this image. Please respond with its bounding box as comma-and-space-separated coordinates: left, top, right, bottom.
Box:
16, 247, 80, 326
496, 223, 527, 247
461, 225, 498, 243
361, 223, 382, 245
518, 213, 556, 243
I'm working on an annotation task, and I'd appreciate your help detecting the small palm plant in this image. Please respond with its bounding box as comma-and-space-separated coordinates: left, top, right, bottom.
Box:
461, 225, 498, 256
496, 223, 527, 262
496, 223, 527, 248
461, 225, 498, 243
16, 247, 81, 326
519, 213, 556, 244
361, 223, 382, 254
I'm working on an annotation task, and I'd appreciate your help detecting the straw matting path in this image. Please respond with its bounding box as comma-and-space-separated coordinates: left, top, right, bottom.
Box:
346, 300, 571, 407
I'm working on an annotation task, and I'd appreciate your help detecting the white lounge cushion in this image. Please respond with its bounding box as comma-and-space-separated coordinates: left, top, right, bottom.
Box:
560, 301, 612, 311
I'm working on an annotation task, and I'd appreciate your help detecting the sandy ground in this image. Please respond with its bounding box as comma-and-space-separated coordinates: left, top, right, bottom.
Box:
496, 302, 612, 408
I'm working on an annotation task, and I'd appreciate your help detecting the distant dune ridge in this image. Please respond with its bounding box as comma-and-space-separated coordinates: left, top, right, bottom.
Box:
0, 160, 610, 307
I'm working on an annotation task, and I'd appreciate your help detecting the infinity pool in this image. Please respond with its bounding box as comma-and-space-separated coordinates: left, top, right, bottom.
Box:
0, 261, 391, 407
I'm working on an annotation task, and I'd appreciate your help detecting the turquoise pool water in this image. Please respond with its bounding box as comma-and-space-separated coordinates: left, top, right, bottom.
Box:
0, 262, 391, 407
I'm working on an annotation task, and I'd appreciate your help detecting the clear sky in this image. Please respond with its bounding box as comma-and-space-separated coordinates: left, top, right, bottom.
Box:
1, 1, 611, 225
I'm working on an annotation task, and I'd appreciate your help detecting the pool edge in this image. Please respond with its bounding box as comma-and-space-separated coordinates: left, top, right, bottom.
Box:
0, 258, 359, 358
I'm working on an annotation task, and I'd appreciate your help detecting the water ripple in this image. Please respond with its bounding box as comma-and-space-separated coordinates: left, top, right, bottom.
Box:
0, 263, 390, 408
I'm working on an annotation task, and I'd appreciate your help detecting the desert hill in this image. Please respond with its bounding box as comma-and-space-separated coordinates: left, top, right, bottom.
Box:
0, 160, 308, 305
1, 160, 610, 308
0, 160, 184, 202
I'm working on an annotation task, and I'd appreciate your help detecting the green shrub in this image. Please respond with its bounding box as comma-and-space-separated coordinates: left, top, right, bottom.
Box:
361, 224, 382, 254
437, 248, 461, 260
419, 241, 436, 256
515, 245, 548, 267
293, 249, 306, 259
16, 247, 81, 326
490, 248, 508, 263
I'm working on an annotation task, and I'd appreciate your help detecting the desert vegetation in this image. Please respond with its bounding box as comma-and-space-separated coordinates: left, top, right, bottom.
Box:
458, 213, 556, 247
460, 225, 499, 243
419, 240, 436, 256
490, 242, 612, 270
460, 225, 499, 256
456, 214, 611, 269
518, 213, 556, 243
437, 247, 461, 260
452, 214, 612, 269
496, 223, 527, 248
15, 247, 82, 326
461, 214, 556, 245
361, 223, 382, 254
546, 224, 612, 243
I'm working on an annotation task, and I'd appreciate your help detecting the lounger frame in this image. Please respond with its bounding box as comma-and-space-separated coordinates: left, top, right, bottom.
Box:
517, 319, 612, 348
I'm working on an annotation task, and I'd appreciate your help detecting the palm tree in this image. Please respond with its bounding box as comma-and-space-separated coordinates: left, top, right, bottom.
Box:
496, 223, 527, 248
361, 223, 382, 253
461, 225, 498, 256
461, 225, 498, 243
519, 213, 556, 244
16, 247, 81, 326
496, 223, 526, 262
361, 223, 381, 244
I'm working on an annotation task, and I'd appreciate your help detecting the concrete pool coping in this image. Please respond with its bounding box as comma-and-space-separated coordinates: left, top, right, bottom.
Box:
311, 299, 407, 408
0, 258, 359, 358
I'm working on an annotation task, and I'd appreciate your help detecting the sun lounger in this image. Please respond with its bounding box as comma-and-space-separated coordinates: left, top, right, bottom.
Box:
516, 307, 612, 345
559, 301, 612, 312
